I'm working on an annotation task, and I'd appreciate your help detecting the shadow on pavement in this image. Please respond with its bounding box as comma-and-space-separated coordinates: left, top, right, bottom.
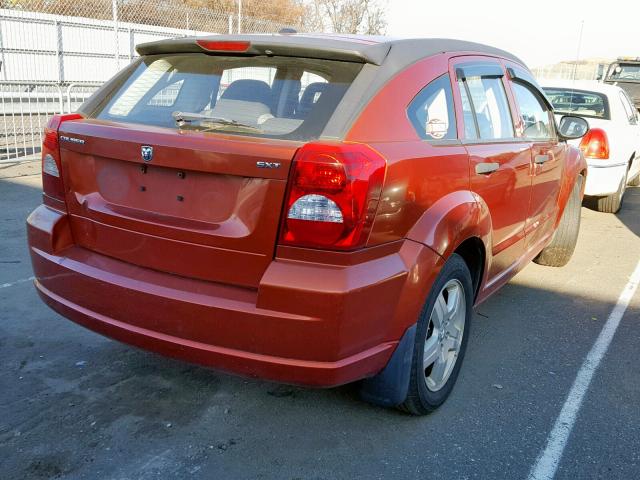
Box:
618, 186, 640, 238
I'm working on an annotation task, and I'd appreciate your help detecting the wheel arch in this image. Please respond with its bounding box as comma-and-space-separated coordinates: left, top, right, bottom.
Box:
452, 236, 485, 302
406, 190, 492, 300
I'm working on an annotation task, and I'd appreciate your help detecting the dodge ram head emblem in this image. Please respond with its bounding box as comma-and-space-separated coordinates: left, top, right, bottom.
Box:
141, 145, 153, 162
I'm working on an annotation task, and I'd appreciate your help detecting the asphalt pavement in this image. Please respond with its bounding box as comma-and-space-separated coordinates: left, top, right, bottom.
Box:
1, 160, 639, 480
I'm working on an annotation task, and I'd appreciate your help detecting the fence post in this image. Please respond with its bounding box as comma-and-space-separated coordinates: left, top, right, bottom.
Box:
228, 14, 233, 34
55, 20, 64, 84
128, 27, 134, 62
56, 84, 64, 115
0, 19, 7, 81
112, 0, 120, 72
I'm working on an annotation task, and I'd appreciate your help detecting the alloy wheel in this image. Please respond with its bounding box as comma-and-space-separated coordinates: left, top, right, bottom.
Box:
423, 279, 466, 392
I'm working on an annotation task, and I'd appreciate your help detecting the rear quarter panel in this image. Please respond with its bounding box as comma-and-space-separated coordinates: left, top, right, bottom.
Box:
345, 53, 476, 251
344, 53, 493, 300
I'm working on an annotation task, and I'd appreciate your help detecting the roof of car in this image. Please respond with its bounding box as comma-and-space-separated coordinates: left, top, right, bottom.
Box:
540, 79, 625, 96
136, 33, 525, 67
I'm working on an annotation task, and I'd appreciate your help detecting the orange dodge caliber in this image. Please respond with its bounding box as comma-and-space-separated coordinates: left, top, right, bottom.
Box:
27, 34, 589, 414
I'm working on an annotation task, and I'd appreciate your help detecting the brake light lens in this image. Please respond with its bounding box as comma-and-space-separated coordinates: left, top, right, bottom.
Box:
41, 113, 83, 204
579, 128, 609, 159
196, 40, 250, 52
280, 142, 387, 250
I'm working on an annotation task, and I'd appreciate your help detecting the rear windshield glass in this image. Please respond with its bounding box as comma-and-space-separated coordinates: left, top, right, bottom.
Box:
543, 88, 610, 119
90, 53, 363, 140
608, 64, 640, 83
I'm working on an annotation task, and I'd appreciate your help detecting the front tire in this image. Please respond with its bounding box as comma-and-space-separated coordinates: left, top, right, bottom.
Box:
534, 177, 582, 267
399, 254, 473, 415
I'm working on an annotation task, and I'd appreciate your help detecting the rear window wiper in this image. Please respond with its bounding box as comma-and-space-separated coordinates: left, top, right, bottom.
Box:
172, 111, 263, 133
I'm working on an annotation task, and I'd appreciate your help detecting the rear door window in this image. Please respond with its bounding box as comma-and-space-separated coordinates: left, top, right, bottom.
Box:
92, 54, 363, 141
456, 70, 514, 140
512, 82, 555, 140
619, 92, 638, 125
458, 81, 478, 140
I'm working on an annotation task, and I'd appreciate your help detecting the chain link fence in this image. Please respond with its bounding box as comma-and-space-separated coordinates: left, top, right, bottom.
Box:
0, 0, 299, 163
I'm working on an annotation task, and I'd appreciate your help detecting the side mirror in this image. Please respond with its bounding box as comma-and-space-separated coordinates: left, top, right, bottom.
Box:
558, 115, 589, 140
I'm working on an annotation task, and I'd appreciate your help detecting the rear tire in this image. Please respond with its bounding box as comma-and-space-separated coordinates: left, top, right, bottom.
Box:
595, 172, 627, 213
534, 177, 582, 267
628, 172, 640, 187
398, 254, 473, 415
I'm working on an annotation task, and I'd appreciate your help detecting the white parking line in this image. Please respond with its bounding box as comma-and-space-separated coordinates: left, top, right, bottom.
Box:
0, 276, 35, 289
528, 259, 640, 480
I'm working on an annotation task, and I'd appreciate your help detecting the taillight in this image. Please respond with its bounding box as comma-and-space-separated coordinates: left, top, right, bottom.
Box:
579, 128, 609, 159
41, 113, 83, 204
280, 142, 387, 250
196, 40, 250, 52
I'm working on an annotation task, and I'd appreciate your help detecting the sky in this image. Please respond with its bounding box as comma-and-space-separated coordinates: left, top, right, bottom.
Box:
388, 0, 640, 68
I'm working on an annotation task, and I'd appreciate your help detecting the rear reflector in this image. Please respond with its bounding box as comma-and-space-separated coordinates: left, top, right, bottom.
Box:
196, 40, 250, 52
280, 142, 386, 250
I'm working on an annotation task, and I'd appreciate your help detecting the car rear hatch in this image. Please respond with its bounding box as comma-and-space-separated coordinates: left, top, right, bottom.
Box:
58, 44, 366, 288
60, 120, 298, 288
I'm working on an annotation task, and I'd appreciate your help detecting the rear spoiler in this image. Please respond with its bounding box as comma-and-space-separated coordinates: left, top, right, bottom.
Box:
135, 35, 392, 66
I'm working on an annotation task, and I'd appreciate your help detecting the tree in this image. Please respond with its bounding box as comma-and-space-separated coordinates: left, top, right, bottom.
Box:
182, 0, 306, 26
1, 0, 387, 34
303, 0, 387, 35
1, 0, 306, 31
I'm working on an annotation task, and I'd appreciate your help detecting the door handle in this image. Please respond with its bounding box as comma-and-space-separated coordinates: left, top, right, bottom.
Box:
534, 154, 550, 164
475, 162, 499, 175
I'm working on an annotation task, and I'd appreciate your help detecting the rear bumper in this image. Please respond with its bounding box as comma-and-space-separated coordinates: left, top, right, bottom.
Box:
584, 161, 627, 196
27, 205, 442, 387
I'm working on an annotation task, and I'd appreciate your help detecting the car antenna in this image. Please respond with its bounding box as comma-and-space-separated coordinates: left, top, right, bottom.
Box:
569, 19, 585, 113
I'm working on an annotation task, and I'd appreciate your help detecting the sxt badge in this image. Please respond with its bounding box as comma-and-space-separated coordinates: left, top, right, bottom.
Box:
256, 161, 281, 169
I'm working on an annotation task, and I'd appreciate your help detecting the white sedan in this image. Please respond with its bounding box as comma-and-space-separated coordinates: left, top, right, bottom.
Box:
542, 80, 640, 213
